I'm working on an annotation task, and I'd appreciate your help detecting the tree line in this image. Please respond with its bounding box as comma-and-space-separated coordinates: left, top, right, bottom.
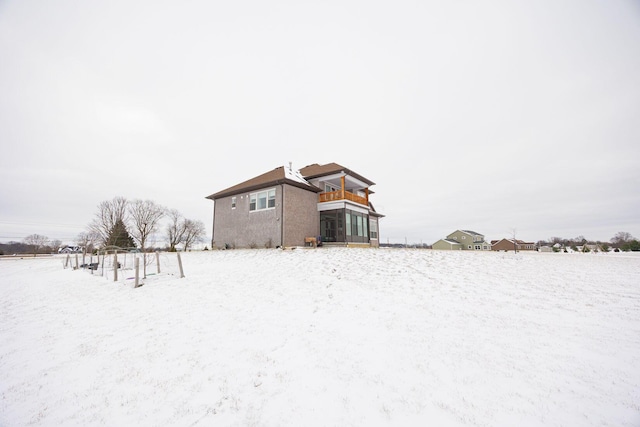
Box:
0, 196, 206, 255
536, 231, 640, 252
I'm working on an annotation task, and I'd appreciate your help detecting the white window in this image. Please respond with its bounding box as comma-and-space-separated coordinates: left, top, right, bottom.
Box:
370, 220, 378, 239
249, 189, 276, 211
468, 245, 471, 249
231, 197, 236, 209
462, 236, 466, 239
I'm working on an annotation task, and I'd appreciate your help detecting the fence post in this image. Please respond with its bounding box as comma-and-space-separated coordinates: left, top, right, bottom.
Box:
113, 251, 118, 282
134, 257, 140, 288
75, 253, 79, 270
156, 251, 161, 274
65, 254, 70, 269
90, 254, 94, 275
177, 252, 185, 278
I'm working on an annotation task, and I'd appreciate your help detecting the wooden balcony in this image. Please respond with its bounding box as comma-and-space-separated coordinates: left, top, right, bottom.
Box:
319, 190, 368, 206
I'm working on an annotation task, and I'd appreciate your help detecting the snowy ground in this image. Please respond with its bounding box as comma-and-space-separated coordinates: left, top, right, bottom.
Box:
1, 248, 639, 426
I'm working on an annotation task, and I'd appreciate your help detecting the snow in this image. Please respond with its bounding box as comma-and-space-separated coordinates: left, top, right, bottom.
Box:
284, 165, 312, 186
1, 249, 639, 426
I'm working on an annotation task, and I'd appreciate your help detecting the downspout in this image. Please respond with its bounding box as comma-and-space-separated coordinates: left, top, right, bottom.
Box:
280, 184, 285, 247
211, 199, 216, 248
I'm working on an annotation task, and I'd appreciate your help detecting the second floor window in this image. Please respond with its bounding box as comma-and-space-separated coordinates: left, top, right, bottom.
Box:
250, 189, 276, 211
231, 197, 236, 209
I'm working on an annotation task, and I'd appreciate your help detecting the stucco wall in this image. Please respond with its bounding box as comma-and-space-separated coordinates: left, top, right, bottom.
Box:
282, 185, 319, 247
212, 184, 319, 249
212, 186, 282, 249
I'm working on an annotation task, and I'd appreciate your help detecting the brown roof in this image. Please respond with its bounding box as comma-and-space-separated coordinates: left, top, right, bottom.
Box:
299, 163, 375, 186
205, 166, 322, 200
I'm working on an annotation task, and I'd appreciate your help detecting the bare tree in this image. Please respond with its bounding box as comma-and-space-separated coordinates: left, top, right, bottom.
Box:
76, 231, 99, 254
90, 197, 128, 247
129, 200, 165, 278
166, 209, 186, 252
510, 228, 517, 254
182, 219, 206, 251
128, 199, 165, 251
50, 239, 62, 253
611, 231, 635, 248
23, 234, 49, 257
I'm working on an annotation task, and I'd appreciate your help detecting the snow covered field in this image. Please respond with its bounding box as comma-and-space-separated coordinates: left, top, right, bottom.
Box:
1, 248, 639, 426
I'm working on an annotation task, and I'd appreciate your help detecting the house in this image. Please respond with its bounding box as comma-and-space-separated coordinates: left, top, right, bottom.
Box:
491, 239, 536, 252
205, 163, 384, 249
431, 239, 463, 250
432, 230, 491, 251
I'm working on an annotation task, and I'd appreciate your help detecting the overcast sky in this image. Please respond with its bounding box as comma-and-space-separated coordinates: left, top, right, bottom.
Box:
1, 0, 639, 246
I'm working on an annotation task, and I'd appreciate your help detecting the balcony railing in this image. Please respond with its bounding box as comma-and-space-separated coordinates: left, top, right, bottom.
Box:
319, 190, 368, 206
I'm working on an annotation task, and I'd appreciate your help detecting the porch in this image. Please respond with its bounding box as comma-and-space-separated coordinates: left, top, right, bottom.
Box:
318, 190, 368, 206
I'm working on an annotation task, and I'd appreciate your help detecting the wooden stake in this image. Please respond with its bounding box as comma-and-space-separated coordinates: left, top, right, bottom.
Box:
177, 252, 185, 278
113, 251, 118, 282
134, 257, 140, 288
156, 251, 161, 274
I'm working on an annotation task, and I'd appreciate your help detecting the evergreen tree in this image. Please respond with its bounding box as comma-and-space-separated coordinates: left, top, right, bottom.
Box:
106, 219, 136, 249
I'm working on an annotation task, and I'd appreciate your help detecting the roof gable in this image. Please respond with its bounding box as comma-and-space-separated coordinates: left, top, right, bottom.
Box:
206, 166, 321, 200
460, 230, 484, 237
299, 163, 375, 186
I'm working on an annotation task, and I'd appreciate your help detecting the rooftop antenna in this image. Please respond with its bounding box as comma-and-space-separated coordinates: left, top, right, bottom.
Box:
288, 161, 292, 171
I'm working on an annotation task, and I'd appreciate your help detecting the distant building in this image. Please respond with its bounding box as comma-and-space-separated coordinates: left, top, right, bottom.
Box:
432, 230, 491, 251
491, 239, 536, 252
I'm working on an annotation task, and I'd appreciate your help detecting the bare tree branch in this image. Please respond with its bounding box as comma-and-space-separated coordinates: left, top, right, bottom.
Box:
89, 197, 128, 247
182, 219, 205, 252
166, 209, 186, 252
23, 234, 49, 257
128, 199, 165, 252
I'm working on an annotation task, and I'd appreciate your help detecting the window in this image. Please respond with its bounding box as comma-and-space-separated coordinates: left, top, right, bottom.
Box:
268, 189, 275, 208
475, 245, 481, 250
462, 236, 466, 239
249, 189, 276, 211
231, 197, 236, 209
370, 220, 378, 239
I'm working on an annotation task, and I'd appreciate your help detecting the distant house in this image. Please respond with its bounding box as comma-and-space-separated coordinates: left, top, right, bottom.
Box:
431, 239, 463, 250
432, 230, 491, 251
491, 239, 536, 252
206, 163, 383, 249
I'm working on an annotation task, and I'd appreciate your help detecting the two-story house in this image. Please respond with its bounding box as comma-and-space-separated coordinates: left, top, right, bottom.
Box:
432, 230, 491, 250
205, 163, 383, 249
